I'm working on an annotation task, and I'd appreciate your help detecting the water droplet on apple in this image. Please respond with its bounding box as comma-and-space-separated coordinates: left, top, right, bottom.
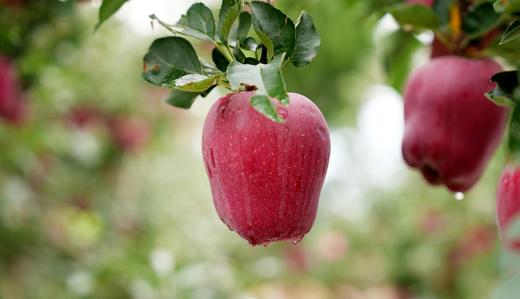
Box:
291, 237, 303, 245
454, 192, 464, 201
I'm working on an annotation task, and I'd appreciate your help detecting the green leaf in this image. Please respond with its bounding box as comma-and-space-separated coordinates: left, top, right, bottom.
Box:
486, 71, 520, 107
462, 2, 501, 38
495, 0, 520, 14
509, 106, 520, 164
233, 47, 246, 63
250, 95, 283, 122
227, 54, 289, 121
259, 54, 289, 105
218, 0, 243, 43
255, 30, 275, 61
227, 54, 288, 100
494, 0, 506, 14
251, 1, 296, 59
172, 74, 222, 92
166, 90, 200, 109
178, 3, 216, 41
501, 19, 520, 45
382, 30, 421, 91
291, 11, 320, 68
433, 0, 453, 26
244, 57, 259, 65
95, 0, 129, 31
241, 37, 259, 51
388, 4, 440, 30
212, 48, 229, 72
230, 12, 252, 43
227, 60, 265, 91
142, 37, 201, 86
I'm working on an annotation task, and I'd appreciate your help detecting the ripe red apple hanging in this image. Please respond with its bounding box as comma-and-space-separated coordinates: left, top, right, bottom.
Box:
402, 56, 507, 192
140, 1, 327, 245
202, 92, 329, 245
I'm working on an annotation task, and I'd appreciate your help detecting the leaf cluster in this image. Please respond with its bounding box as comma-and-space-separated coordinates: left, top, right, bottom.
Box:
388, 0, 503, 53
487, 71, 520, 163
140, 1, 320, 122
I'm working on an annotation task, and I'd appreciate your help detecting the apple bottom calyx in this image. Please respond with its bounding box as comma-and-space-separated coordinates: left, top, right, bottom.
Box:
202, 92, 330, 246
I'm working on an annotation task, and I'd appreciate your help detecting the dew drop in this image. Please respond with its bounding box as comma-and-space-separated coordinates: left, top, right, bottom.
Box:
454, 192, 464, 201
290, 237, 303, 245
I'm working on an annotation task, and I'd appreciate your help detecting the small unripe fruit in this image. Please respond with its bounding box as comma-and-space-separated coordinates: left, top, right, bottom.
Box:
202, 92, 330, 245
497, 165, 520, 251
402, 56, 507, 192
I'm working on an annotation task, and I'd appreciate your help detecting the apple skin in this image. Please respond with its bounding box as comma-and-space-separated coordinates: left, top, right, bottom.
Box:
0, 55, 26, 125
497, 165, 520, 251
402, 56, 507, 192
202, 92, 330, 246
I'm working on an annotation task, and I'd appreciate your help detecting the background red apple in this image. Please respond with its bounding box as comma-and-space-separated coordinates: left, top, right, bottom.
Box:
202, 92, 330, 246
497, 165, 520, 251
66, 105, 103, 128
0, 55, 27, 125
107, 116, 150, 152
402, 56, 507, 192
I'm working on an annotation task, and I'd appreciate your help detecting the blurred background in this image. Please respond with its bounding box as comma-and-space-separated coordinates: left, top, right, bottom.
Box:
0, 0, 506, 298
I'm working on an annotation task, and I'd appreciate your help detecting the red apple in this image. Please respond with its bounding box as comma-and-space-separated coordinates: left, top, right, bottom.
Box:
449, 225, 496, 266
202, 92, 330, 246
497, 165, 520, 251
67, 105, 102, 128
108, 116, 150, 152
402, 56, 507, 192
0, 55, 27, 125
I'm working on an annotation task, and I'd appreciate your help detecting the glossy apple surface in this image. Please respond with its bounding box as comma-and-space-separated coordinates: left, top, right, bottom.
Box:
497, 165, 520, 251
202, 92, 330, 245
402, 56, 507, 192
